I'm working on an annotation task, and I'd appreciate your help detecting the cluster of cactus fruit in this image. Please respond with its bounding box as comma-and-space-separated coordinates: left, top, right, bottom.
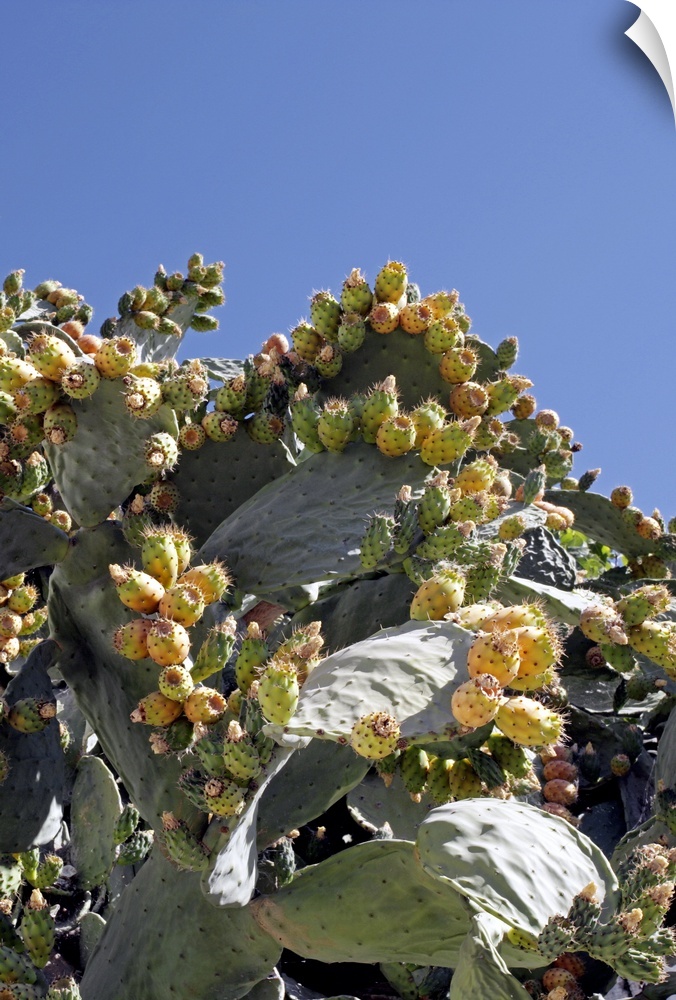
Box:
0, 256, 675, 1000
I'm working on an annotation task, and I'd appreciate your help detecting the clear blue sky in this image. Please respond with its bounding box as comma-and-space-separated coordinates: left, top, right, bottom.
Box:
2, 1, 674, 521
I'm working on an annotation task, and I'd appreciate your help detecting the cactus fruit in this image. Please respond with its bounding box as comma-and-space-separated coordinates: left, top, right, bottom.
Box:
13, 377, 61, 415
158, 583, 205, 627
158, 664, 195, 701
411, 398, 446, 447
374, 261, 407, 304
494, 696, 564, 747
446, 758, 483, 799
420, 416, 480, 466
141, 527, 179, 589
579, 603, 628, 645
627, 620, 676, 673
160, 812, 209, 871
340, 268, 373, 315
451, 674, 503, 728
109, 564, 165, 613
42, 403, 77, 445
317, 398, 355, 453
375, 414, 416, 457
467, 630, 521, 686
424, 316, 461, 354
235, 623, 270, 693
7, 698, 56, 733
438, 346, 478, 384
257, 661, 300, 725
192, 618, 237, 684
182, 686, 227, 725
131, 691, 184, 726
409, 568, 466, 620
310, 291, 341, 342
28, 333, 76, 381
178, 562, 231, 604
94, 336, 137, 378
349, 711, 400, 759
202, 411, 238, 443
222, 721, 262, 781
147, 619, 191, 666
291, 322, 322, 363
203, 776, 247, 818
113, 618, 153, 660
123, 377, 163, 419
616, 585, 671, 627
19, 889, 55, 968
360, 514, 394, 569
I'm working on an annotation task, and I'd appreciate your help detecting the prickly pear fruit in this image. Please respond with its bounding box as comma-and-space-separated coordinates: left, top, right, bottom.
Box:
451, 674, 503, 728
420, 416, 480, 466
182, 686, 227, 724
28, 332, 76, 381
113, 803, 140, 845
374, 261, 407, 304
579, 603, 628, 645
7, 698, 56, 733
204, 776, 247, 818
447, 758, 483, 799
340, 268, 373, 315
123, 376, 163, 419
140, 527, 179, 588
222, 721, 262, 781
410, 568, 466, 620
627, 620, 676, 673
438, 346, 478, 384
109, 564, 165, 613
113, 618, 153, 660
131, 691, 183, 726
360, 377, 399, 443
258, 662, 299, 725
360, 514, 394, 569
467, 630, 521, 686
375, 414, 416, 457
178, 561, 231, 604
616, 585, 671, 627
310, 291, 341, 341
482, 603, 549, 633
202, 410, 239, 443
13, 377, 61, 414
411, 398, 447, 447
417, 473, 451, 534
158, 583, 205, 627
291, 322, 322, 363
147, 619, 191, 667
158, 663, 195, 701
160, 812, 209, 871
400, 746, 430, 796
192, 618, 237, 684
349, 711, 400, 759
235, 622, 269, 693
494, 696, 564, 747
94, 336, 137, 378
317, 398, 355, 453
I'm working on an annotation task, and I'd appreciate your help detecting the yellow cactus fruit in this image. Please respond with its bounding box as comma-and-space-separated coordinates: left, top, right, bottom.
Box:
451, 674, 503, 728
375, 414, 416, 457
368, 301, 399, 335
398, 301, 433, 335
482, 603, 549, 634
454, 455, 498, 495
410, 569, 466, 620
349, 711, 400, 759
494, 696, 564, 747
467, 630, 521, 686
509, 624, 562, 689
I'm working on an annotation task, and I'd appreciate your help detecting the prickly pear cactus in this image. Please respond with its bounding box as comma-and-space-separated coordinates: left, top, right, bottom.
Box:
1, 255, 675, 999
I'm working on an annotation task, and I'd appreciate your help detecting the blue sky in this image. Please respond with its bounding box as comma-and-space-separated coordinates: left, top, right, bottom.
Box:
2, 1, 674, 521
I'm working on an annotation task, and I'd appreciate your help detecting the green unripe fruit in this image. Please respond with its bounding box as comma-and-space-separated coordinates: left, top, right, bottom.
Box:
161, 812, 209, 871
314, 343, 343, 378
113, 803, 140, 845
43, 403, 78, 445
473, 416, 505, 451
141, 528, 179, 588
18, 605, 48, 636
291, 322, 323, 363
192, 618, 237, 683
17, 451, 49, 499
360, 514, 394, 569
423, 316, 462, 354
521, 465, 547, 504
235, 623, 269, 693
202, 410, 238, 443
485, 734, 532, 778
360, 377, 398, 443
418, 478, 451, 534
420, 417, 480, 466
374, 261, 407, 304
116, 829, 154, 868
7, 697, 56, 733
0, 944, 40, 985
123, 376, 163, 419
13, 377, 61, 415
349, 711, 400, 759
447, 758, 483, 800
0, 389, 18, 423
375, 414, 415, 457
497, 514, 527, 541
400, 746, 430, 796
247, 410, 285, 445
61, 359, 101, 399
215, 374, 248, 418
28, 332, 76, 381
411, 399, 446, 447
337, 312, 366, 353
310, 291, 342, 342
204, 776, 247, 818
94, 336, 136, 378
416, 523, 466, 560
0, 356, 41, 392
291, 387, 324, 454
29, 854, 64, 890
484, 375, 532, 417
222, 721, 262, 781
340, 268, 373, 316
317, 398, 355, 453
628, 620, 676, 672
3, 269, 24, 295
190, 314, 219, 332
9, 413, 45, 452
496, 336, 519, 370
616, 585, 671, 627
258, 662, 300, 725
427, 756, 455, 804
144, 432, 179, 470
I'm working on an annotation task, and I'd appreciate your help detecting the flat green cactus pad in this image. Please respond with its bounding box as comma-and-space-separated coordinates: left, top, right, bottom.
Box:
416, 799, 620, 937
252, 839, 469, 966
43, 378, 178, 527
0, 641, 65, 852
70, 755, 122, 890
0, 500, 70, 580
